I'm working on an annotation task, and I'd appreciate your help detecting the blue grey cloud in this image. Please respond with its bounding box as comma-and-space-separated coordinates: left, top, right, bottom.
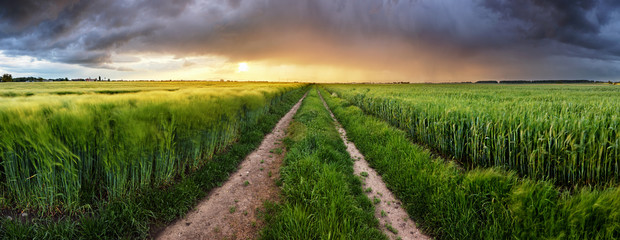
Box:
1, 0, 619, 80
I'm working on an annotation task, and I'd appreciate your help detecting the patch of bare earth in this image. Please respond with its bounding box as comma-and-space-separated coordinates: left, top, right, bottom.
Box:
157, 93, 307, 240
318, 90, 431, 240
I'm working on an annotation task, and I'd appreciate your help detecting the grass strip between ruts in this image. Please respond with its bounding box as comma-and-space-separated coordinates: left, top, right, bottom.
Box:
0, 87, 308, 240
319, 87, 620, 240
260, 88, 387, 240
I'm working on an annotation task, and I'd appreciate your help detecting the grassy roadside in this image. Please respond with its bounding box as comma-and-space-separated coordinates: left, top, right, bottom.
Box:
319, 87, 620, 239
0, 87, 308, 239
260, 89, 387, 240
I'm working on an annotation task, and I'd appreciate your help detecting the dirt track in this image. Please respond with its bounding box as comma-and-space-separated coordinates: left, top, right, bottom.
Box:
157, 93, 306, 240
318, 90, 430, 240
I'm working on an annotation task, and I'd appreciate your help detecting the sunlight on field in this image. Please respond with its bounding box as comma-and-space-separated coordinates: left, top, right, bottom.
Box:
0, 82, 305, 212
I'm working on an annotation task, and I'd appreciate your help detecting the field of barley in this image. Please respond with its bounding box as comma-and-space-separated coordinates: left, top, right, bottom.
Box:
324, 84, 620, 187
1, 82, 618, 239
0, 82, 308, 238
320, 84, 620, 239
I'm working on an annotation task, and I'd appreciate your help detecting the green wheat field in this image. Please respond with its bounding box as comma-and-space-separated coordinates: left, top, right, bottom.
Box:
0, 82, 618, 239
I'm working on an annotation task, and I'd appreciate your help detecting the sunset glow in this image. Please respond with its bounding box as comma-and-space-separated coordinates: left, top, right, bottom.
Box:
237, 62, 249, 73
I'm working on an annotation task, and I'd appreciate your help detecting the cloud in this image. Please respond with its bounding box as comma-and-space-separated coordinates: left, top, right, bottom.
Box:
1, 0, 620, 81
0, 0, 80, 32
182, 60, 195, 67
115, 66, 134, 72
480, 0, 620, 52
0, 0, 192, 67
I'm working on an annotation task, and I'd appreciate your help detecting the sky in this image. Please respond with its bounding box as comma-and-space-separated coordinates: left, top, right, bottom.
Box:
1, 0, 620, 82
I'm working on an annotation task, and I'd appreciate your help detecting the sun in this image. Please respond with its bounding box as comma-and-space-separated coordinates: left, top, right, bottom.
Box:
237, 62, 249, 72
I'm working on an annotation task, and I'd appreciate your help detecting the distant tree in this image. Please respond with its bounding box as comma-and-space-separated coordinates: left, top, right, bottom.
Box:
2, 74, 12, 82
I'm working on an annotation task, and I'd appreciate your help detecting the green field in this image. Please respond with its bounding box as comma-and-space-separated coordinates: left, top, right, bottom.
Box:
324, 84, 620, 187
0, 82, 305, 213
1, 82, 618, 239
0, 82, 309, 238
319, 86, 620, 239
0, 81, 253, 97
261, 89, 386, 239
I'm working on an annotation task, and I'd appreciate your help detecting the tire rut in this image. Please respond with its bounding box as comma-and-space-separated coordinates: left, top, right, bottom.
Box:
317, 89, 430, 240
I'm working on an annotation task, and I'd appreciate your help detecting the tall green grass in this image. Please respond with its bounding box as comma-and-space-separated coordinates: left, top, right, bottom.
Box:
0, 84, 309, 239
320, 87, 620, 239
324, 84, 620, 187
0, 82, 304, 213
261, 89, 386, 240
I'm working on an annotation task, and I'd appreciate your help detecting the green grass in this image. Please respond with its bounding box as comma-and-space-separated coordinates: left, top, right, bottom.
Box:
319, 87, 620, 239
323, 84, 620, 187
0, 82, 304, 213
273, 148, 283, 155
385, 223, 398, 234
260, 89, 386, 240
0, 84, 308, 239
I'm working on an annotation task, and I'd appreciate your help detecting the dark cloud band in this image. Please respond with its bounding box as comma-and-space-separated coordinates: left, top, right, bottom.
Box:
0, 0, 619, 80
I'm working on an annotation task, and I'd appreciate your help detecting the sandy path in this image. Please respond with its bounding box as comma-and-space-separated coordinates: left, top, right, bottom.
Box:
157, 92, 307, 240
318, 90, 430, 240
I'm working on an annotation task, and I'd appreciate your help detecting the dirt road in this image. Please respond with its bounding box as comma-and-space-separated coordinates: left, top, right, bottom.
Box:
318, 90, 430, 240
157, 93, 307, 240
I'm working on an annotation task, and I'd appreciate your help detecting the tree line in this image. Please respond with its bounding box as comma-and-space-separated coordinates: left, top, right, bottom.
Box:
1, 73, 73, 82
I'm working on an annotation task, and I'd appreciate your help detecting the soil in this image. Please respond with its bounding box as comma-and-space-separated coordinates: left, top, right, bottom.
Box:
156, 92, 307, 240
318, 90, 431, 240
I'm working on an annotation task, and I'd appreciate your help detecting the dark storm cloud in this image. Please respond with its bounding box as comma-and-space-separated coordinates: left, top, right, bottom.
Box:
0, 0, 80, 31
1, 0, 620, 80
0, 0, 192, 68
481, 0, 620, 51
